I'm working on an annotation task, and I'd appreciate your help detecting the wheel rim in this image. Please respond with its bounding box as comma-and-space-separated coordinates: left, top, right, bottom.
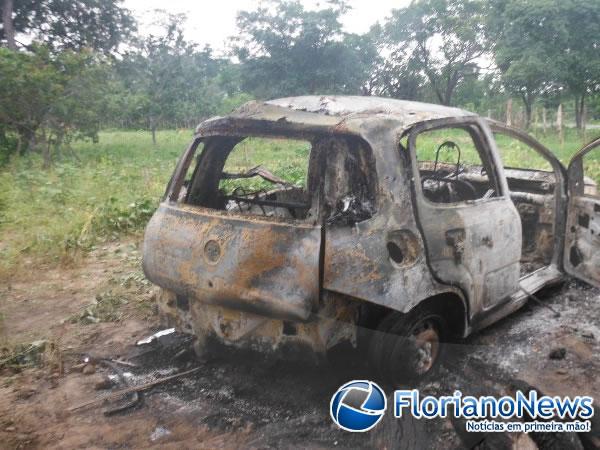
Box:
411, 319, 440, 375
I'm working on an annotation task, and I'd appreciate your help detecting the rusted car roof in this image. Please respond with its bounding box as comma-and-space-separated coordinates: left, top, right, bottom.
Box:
195, 95, 475, 137
267, 95, 471, 119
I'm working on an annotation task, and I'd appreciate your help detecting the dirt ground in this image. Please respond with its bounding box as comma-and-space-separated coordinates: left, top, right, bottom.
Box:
0, 241, 598, 449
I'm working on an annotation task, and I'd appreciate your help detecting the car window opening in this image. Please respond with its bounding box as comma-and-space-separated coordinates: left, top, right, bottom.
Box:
415, 126, 499, 204
181, 134, 377, 225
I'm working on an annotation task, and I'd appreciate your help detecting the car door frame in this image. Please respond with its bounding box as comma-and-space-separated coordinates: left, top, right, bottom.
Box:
486, 120, 569, 271
407, 116, 523, 321
563, 136, 600, 288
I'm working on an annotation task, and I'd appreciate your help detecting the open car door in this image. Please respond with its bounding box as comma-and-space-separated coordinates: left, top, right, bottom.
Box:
563, 137, 600, 288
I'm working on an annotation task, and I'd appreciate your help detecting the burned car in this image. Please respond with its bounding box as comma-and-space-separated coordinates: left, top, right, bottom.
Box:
143, 96, 600, 383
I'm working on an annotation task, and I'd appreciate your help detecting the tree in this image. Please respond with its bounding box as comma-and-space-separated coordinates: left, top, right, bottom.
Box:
553, 0, 600, 129
2, 0, 15, 49
0, 0, 134, 54
232, 0, 377, 98
452, 73, 506, 117
0, 45, 115, 165
489, 0, 600, 129
367, 25, 425, 100
380, 0, 487, 106
117, 13, 230, 143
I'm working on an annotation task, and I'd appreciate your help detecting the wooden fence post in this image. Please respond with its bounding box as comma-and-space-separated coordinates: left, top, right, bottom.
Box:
582, 103, 587, 142
542, 107, 547, 135
506, 99, 512, 126
556, 103, 564, 147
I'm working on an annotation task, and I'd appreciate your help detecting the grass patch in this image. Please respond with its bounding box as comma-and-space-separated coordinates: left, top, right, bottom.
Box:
219, 137, 311, 193
415, 127, 600, 175
69, 247, 155, 324
0, 339, 48, 370
71, 291, 129, 324
0, 130, 189, 279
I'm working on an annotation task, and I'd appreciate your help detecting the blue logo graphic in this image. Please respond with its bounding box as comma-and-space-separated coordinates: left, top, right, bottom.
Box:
330, 380, 387, 432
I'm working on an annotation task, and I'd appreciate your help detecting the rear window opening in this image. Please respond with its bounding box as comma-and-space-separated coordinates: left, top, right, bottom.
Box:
184, 136, 313, 221
218, 137, 312, 220
175, 133, 377, 225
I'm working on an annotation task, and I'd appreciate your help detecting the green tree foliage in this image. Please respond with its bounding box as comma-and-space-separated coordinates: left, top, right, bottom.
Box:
549, 0, 600, 129
2, 0, 599, 166
366, 25, 425, 100
0, 46, 114, 165
232, 0, 377, 98
0, 0, 134, 54
489, 0, 600, 129
380, 0, 487, 106
117, 13, 241, 143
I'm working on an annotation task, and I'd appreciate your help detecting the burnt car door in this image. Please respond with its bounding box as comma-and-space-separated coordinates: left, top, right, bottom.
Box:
407, 117, 523, 318
563, 137, 600, 288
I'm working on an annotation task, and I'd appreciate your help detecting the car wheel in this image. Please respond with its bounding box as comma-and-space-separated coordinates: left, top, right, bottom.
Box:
373, 306, 447, 385
368, 312, 402, 379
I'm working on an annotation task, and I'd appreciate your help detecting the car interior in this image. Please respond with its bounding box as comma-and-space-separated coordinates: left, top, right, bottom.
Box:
413, 125, 558, 276
183, 134, 377, 225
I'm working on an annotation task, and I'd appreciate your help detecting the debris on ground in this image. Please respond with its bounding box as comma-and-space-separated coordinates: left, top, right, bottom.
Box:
1, 243, 598, 449
549, 347, 567, 360
150, 426, 172, 442
136, 328, 175, 346
0, 340, 48, 370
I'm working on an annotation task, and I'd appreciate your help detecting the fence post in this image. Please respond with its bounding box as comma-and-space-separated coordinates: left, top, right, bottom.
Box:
542, 107, 547, 135
556, 103, 564, 148
582, 103, 587, 142
506, 99, 512, 126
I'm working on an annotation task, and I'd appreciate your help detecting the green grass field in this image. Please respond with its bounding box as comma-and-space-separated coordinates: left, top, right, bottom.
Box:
0, 127, 598, 280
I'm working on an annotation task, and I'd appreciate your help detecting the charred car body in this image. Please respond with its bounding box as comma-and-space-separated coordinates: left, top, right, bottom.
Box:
143, 96, 600, 382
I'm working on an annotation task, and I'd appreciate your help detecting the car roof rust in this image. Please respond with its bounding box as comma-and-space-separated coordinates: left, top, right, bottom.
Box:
195, 95, 476, 138
267, 95, 472, 119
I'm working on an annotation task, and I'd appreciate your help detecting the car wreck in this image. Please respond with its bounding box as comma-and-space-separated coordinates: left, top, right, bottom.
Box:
142, 95, 600, 383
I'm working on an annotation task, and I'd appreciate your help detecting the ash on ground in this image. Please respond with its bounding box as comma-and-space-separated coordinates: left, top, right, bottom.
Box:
93, 280, 599, 449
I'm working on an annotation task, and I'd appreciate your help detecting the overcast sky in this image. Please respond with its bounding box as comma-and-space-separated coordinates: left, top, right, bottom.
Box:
123, 0, 410, 55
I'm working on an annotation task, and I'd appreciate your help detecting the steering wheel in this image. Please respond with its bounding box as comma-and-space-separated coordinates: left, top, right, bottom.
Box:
432, 141, 461, 178
421, 175, 478, 202
420, 140, 478, 202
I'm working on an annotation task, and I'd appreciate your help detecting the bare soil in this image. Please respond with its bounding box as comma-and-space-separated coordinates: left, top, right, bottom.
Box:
0, 242, 598, 449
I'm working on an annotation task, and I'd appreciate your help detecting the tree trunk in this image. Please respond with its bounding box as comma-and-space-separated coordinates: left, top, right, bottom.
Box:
2, 0, 16, 50
574, 93, 587, 130
524, 101, 532, 130
518, 93, 534, 130
506, 99, 512, 126
18, 127, 34, 154
151, 126, 156, 145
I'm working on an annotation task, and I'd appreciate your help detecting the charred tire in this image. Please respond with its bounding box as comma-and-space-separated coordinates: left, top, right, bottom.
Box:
370, 305, 448, 386
368, 312, 403, 378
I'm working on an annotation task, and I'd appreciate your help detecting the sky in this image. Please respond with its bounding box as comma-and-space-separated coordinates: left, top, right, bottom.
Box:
123, 0, 410, 55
